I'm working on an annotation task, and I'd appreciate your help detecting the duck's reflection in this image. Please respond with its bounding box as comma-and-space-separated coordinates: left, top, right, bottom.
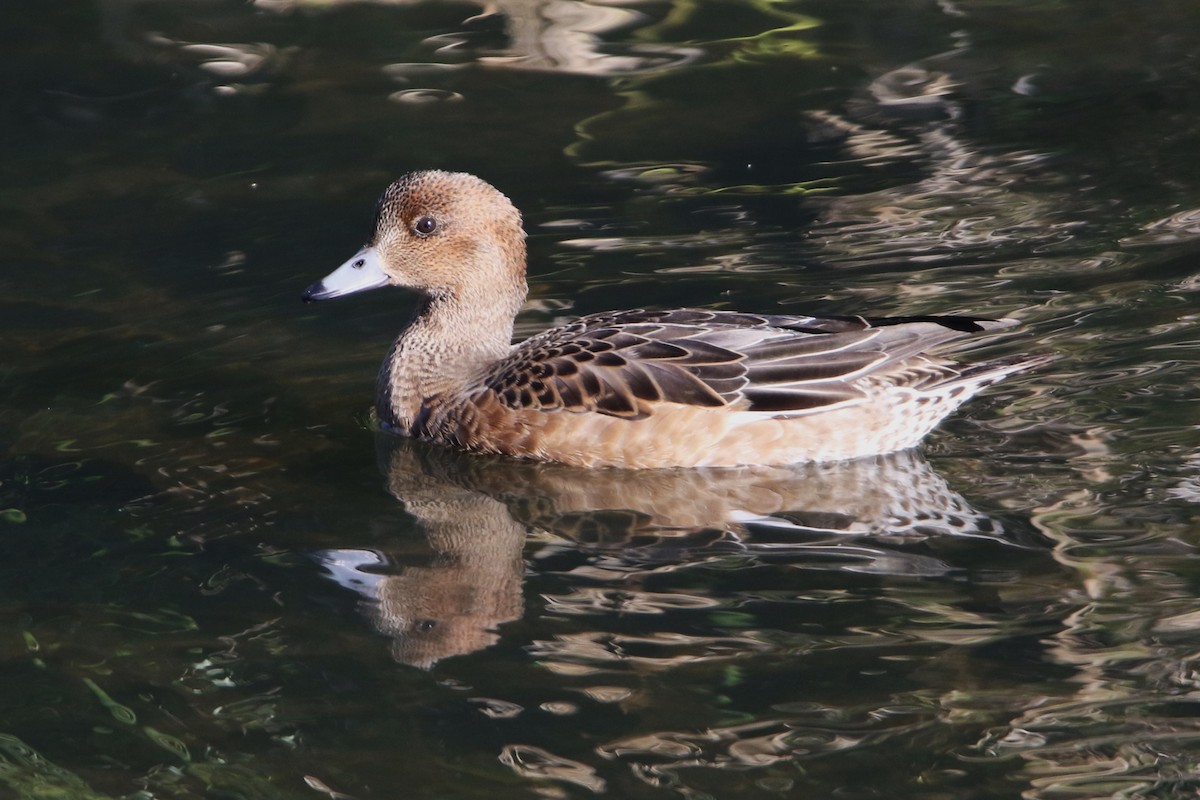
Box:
316, 447, 526, 670
317, 437, 1033, 668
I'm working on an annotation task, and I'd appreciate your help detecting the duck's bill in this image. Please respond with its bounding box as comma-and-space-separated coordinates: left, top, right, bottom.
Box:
302, 246, 389, 302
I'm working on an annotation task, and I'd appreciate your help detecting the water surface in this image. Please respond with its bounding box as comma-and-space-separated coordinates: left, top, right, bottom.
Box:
5, 1, 1200, 798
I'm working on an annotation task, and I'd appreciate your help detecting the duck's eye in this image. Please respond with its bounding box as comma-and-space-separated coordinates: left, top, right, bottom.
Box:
413, 216, 438, 236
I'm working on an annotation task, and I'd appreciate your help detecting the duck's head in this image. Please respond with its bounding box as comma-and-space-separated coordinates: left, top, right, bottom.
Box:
302, 170, 527, 304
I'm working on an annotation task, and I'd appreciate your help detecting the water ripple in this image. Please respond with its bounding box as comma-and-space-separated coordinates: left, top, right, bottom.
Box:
499, 744, 606, 793
387, 88, 464, 104
529, 630, 774, 673
1120, 206, 1200, 247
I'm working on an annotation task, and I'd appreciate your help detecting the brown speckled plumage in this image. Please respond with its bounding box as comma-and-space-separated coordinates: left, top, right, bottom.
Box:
303, 170, 1048, 468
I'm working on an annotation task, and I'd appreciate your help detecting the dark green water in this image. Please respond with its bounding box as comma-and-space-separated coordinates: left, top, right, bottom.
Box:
5, 1, 1200, 797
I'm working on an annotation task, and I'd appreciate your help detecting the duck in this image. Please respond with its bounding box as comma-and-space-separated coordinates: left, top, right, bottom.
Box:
302, 170, 1046, 469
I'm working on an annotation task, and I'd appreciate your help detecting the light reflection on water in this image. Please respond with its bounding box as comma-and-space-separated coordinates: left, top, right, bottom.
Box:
6, 0, 1200, 797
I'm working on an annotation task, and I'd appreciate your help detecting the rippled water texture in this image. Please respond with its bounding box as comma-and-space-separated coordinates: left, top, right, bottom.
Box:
6, 1, 1200, 798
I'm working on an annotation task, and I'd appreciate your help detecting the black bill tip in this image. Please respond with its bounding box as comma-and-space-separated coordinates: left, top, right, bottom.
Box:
302, 281, 332, 303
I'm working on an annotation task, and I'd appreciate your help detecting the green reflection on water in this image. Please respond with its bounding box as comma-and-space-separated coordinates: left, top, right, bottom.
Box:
82, 679, 137, 726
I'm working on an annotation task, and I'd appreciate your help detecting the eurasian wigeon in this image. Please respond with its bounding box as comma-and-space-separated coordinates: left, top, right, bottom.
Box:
303, 170, 1045, 468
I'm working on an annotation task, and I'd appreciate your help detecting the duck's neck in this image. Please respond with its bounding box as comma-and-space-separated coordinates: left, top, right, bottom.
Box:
377, 283, 524, 431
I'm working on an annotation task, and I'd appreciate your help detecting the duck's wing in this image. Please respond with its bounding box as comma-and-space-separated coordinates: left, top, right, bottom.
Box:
479, 309, 1015, 420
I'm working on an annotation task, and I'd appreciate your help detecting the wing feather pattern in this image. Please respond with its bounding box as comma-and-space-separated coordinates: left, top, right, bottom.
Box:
478, 309, 1012, 420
